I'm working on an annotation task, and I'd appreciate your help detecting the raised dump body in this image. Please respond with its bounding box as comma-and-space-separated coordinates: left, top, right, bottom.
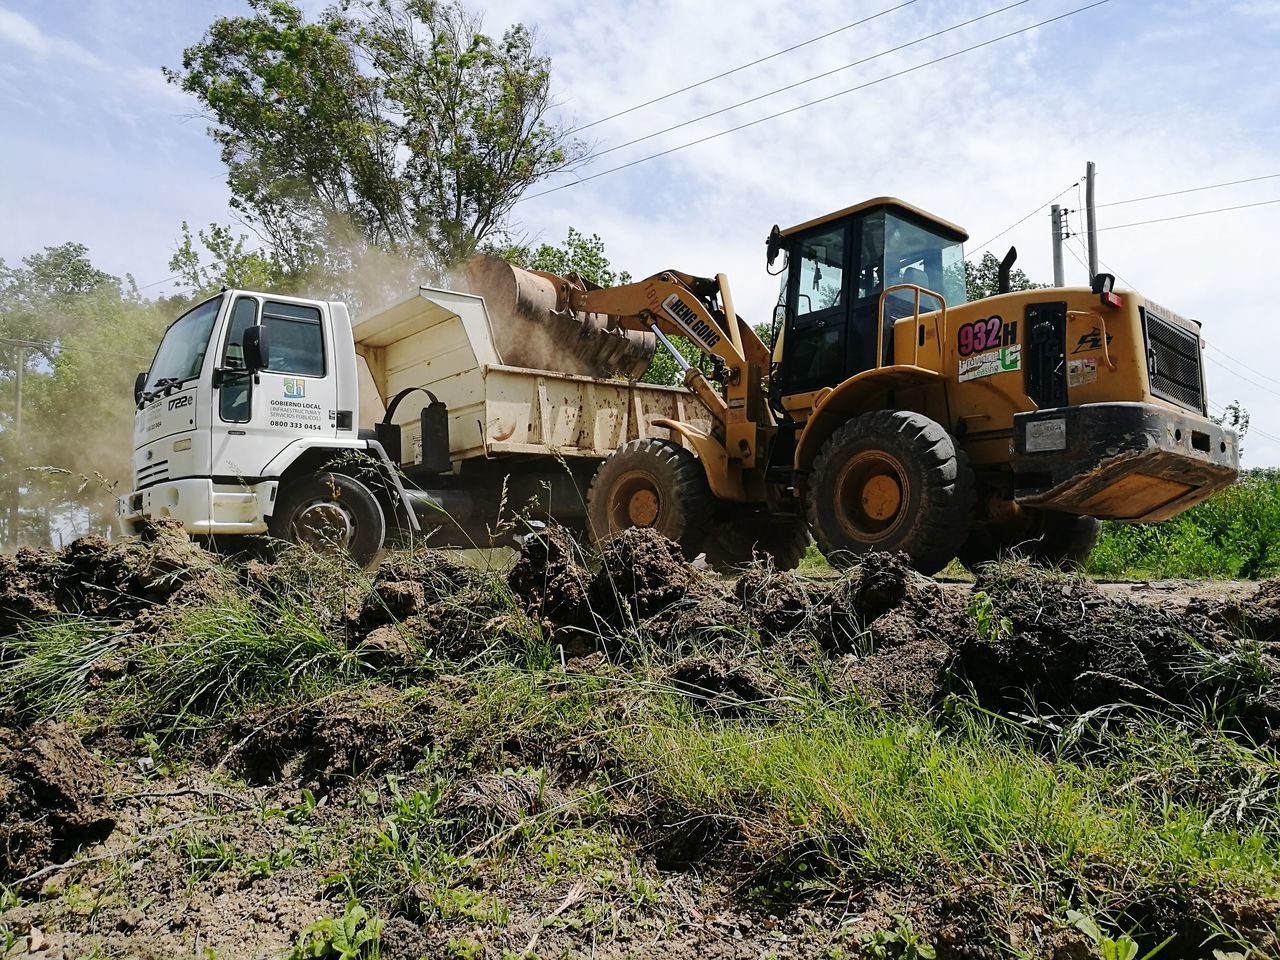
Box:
353, 286, 709, 474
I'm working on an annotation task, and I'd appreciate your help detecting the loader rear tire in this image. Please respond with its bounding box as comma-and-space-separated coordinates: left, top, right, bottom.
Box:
702, 512, 810, 573
270, 471, 386, 567
958, 509, 1100, 571
806, 410, 974, 575
587, 438, 712, 558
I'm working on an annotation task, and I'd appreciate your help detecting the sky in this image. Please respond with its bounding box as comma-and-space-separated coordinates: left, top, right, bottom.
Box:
2, 0, 1280, 464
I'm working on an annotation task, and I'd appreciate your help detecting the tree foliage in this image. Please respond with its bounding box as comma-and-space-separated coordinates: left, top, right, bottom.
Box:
0, 245, 178, 545
167, 0, 583, 278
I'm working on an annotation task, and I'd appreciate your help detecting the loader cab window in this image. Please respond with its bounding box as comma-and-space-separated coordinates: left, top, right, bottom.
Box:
784, 225, 848, 389
882, 213, 967, 309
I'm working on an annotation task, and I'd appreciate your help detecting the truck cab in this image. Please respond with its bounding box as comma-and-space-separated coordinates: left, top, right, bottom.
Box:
119, 290, 365, 539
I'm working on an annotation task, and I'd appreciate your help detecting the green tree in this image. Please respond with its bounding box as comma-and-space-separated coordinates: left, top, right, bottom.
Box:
167, 0, 583, 278
964, 251, 1047, 301
168, 222, 295, 298
507, 228, 633, 288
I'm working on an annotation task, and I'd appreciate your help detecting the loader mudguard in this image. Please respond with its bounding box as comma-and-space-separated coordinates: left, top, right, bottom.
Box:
792, 365, 946, 473
651, 418, 760, 503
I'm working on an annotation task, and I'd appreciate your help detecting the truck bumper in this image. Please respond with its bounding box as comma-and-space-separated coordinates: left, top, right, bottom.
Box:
116, 479, 278, 537
1011, 402, 1239, 522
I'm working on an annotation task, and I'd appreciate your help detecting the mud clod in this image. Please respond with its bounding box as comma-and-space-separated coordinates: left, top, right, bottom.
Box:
225, 689, 428, 791
591, 527, 707, 625
0, 722, 114, 883
508, 525, 594, 631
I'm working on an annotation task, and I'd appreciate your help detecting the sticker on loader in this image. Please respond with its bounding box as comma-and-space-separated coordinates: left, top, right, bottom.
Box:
1068, 357, 1098, 387
958, 344, 1022, 382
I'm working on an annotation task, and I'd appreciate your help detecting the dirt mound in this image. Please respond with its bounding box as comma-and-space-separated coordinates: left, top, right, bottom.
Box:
960, 564, 1221, 714
0, 721, 114, 883
223, 689, 430, 791
352, 547, 524, 663
832, 636, 952, 708
0, 521, 213, 636
508, 525, 594, 633
1190, 577, 1280, 645
667, 655, 784, 717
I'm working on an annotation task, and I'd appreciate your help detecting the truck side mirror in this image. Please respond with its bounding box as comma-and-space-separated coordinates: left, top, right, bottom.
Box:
134, 371, 147, 405
243, 325, 270, 373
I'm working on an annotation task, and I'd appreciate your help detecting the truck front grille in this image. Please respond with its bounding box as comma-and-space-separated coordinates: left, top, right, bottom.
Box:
1143, 307, 1204, 413
136, 459, 170, 489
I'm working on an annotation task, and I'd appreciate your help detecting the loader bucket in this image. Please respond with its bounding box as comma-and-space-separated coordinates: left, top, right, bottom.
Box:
465, 255, 655, 380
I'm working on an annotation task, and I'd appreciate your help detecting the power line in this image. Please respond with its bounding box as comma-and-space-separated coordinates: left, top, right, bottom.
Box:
966, 181, 1081, 260
568, 0, 920, 134
1098, 197, 1280, 232
586, 0, 1036, 162
0, 337, 152, 362
1206, 354, 1280, 401
1098, 172, 1280, 208
1205, 342, 1280, 389
520, 1, 1109, 205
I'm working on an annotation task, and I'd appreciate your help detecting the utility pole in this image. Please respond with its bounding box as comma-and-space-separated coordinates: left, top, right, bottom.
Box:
1050, 204, 1066, 287
1085, 161, 1099, 281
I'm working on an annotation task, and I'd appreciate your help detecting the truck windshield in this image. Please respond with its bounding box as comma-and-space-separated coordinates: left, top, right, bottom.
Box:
145, 295, 223, 392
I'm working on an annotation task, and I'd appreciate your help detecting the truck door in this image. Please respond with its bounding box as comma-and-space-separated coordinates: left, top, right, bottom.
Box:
210, 294, 339, 480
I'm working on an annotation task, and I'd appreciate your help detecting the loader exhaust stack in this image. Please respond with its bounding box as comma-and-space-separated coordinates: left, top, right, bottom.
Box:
465, 255, 656, 380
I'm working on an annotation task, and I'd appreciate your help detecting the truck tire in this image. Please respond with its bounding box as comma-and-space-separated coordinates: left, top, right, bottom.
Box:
270, 471, 387, 567
702, 512, 810, 573
959, 509, 1100, 571
587, 438, 712, 558
806, 410, 974, 575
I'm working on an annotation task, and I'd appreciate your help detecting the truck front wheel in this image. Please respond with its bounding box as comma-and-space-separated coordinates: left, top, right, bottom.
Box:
587, 438, 712, 558
270, 471, 387, 567
806, 410, 975, 574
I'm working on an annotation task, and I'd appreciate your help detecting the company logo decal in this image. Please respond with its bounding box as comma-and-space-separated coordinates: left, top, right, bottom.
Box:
1072, 327, 1113, 354
167, 395, 193, 410
659, 293, 722, 351
283, 378, 306, 399
958, 344, 1022, 382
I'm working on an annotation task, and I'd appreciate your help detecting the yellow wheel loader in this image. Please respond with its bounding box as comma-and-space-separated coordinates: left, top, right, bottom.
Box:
530, 197, 1238, 573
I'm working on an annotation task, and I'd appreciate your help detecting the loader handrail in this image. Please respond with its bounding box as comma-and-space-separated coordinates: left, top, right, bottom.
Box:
876, 284, 948, 373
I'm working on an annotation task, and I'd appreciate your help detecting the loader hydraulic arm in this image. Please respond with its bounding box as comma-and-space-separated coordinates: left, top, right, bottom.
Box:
530, 267, 776, 472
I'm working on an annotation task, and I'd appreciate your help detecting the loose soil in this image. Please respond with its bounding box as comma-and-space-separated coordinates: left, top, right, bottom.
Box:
1, 528, 1278, 958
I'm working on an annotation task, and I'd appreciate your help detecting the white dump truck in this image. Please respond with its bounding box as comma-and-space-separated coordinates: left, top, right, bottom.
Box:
118, 268, 712, 564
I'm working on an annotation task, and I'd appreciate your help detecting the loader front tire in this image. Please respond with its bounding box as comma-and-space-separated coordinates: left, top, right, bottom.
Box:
587, 438, 712, 558
702, 511, 810, 573
806, 410, 974, 575
270, 471, 386, 567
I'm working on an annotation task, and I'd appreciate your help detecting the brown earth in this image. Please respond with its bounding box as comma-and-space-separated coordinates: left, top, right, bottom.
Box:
1, 528, 1279, 957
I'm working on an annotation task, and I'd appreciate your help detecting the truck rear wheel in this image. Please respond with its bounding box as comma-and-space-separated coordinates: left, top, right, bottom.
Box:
702, 511, 810, 573
806, 410, 974, 574
270, 471, 386, 567
587, 438, 711, 558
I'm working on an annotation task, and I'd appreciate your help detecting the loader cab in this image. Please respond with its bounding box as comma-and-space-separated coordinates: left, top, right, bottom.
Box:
771, 198, 968, 395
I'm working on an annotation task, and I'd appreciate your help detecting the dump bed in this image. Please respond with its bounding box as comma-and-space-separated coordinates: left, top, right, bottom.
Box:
352, 287, 709, 468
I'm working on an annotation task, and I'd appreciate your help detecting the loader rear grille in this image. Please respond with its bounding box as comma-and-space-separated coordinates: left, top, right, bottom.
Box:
1143, 308, 1204, 413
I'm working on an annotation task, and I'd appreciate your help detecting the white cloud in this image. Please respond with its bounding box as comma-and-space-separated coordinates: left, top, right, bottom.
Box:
0, 7, 48, 55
